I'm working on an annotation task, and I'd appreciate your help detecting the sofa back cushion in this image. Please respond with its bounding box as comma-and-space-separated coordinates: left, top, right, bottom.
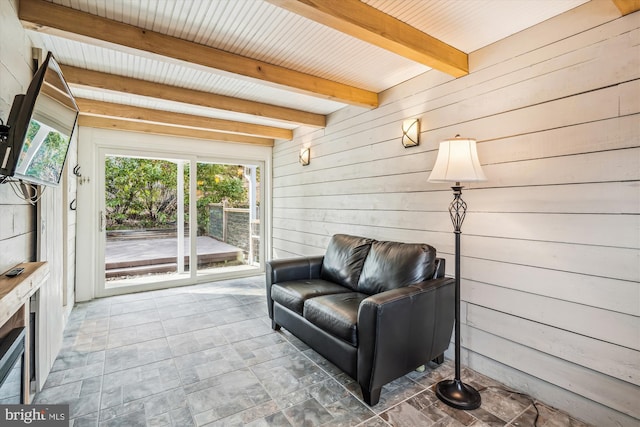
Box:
320, 234, 373, 290
357, 240, 437, 294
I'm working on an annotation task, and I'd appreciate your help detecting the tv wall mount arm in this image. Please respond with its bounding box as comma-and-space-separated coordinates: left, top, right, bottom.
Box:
0, 118, 9, 142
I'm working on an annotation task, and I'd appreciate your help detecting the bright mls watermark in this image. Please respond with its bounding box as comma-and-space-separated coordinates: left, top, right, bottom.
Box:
1, 405, 69, 426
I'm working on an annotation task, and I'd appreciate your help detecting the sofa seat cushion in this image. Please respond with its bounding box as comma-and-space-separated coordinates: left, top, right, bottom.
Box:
271, 280, 351, 315
303, 292, 369, 346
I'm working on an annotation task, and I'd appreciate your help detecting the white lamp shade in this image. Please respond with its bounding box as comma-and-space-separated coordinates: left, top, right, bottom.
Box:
428, 137, 487, 183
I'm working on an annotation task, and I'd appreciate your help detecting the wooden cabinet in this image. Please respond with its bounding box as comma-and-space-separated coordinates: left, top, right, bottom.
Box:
0, 262, 49, 403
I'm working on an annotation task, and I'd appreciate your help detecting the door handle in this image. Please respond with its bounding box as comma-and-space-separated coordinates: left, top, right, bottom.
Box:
99, 211, 104, 232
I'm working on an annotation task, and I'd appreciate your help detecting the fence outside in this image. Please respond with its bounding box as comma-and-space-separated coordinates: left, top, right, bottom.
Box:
209, 201, 260, 264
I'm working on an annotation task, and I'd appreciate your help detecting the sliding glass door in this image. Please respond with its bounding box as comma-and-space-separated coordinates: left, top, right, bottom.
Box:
195, 161, 261, 277
97, 148, 262, 295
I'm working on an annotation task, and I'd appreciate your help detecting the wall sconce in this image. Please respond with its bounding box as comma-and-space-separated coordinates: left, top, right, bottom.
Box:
299, 147, 310, 166
401, 118, 420, 148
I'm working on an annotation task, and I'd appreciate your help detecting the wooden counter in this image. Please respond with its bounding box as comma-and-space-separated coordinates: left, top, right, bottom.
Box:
0, 262, 49, 329
0, 261, 49, 403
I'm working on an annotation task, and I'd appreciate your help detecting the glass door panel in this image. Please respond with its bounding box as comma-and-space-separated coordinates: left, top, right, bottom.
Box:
104, 155, 189, 288
195, 162, 261, 276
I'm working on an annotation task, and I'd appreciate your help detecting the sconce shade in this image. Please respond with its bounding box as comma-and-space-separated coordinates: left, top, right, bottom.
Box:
402, 119, 420, 147
428, 136, 486, 183
299, 147, 310, 166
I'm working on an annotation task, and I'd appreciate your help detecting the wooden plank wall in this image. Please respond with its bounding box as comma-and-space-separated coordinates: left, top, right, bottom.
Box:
1, 1, 74, 389
0, 0, 37, 274
271, 2, 639, 426
62, 132, 77, 310
1, 1, 77, 303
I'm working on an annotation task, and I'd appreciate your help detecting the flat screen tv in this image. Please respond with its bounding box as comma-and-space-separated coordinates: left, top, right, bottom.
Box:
0, 52, 78, 186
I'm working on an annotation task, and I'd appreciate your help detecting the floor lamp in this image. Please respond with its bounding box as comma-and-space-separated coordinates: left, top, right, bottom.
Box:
428, 135, 487, 410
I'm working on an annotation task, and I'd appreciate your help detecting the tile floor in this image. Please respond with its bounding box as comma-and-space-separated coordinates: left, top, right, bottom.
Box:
35, 276, 591, 426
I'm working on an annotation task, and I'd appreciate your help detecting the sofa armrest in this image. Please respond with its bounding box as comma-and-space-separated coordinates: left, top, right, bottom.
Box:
357, 277, 455, 394
266, 256, 323, 319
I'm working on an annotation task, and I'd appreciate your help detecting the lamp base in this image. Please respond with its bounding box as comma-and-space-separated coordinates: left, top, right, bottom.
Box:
435, 378, 481, 410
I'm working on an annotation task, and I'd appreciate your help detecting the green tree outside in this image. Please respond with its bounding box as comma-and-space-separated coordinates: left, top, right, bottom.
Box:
195, 163, 246, 235
105, 157, 248, 233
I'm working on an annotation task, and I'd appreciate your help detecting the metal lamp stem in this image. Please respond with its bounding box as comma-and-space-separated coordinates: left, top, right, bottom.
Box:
435, 184, 482, 410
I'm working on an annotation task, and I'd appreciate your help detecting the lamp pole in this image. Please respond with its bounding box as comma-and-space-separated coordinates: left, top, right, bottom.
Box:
435, 184, 481, 410
427, 135, 486, 410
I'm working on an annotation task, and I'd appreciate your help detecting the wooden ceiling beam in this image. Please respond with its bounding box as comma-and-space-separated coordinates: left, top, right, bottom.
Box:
266, 0, 468, 78
19, 0, 378, 108
78, 116, 274, 146
611, 0, 640, 15
76, 98, 293, 140
62, 66, 326, 128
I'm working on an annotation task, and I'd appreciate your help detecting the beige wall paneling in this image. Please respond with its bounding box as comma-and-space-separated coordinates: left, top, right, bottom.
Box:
272, 4, 640, 425
62, 130, 78, 313
462, 257, 638, 316
0, 233, 35, 273
0, 0, 36, 274
1, 1, 70, 391
466, 304, 639, 386
463, 181, 640, 214
0, 190, 34, 273
462, 325, 639, 425
273, 9, 639, 167
35, 184, 65, 392
465, 212, 638, 248
469, 0, 623, 71
462, 280, 638, 351
466, 348, 638, 427
462, 234, 638, 282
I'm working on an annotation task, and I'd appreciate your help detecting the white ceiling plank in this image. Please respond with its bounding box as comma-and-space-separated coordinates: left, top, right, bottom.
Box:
23, 0, 595, 142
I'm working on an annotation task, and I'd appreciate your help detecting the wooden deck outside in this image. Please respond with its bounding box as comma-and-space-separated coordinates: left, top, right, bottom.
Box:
105, 235, 242, 278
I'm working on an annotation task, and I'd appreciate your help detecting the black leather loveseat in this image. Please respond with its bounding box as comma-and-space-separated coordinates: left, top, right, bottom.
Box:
266, 234, 455, 405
